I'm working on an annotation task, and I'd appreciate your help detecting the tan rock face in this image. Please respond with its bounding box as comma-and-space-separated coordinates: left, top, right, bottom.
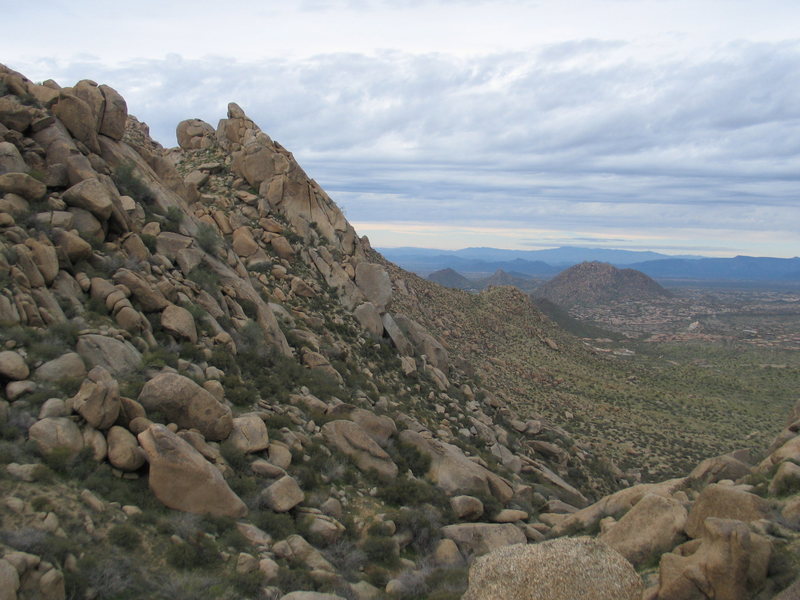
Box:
441, 523, 527, 558
598, 493, 688, 568
229, 413, 269, 454
394, 314, 449, 371
321, 420, 398, 480
399, 429, 513, 503
76, 334, 142, 376
62, 178, 114, 220
52, 92, 100, 153
160, 304, 198, 343
138, 372, 233, 441
107, 425, 145, 471
684, 483, 770, 539
70, 366, 121, 430
0, 350, 29, 380
352, 302, 384, 338
28, 417, 84, 459
354, 262, 392, 311
98, 84, 127, 140
176, 118, 215, 149
462, 538, 643, 600
0, 172, 46, 200
658, 518, 771, 600
138, 424, 247, 518
259, 475, 305, 512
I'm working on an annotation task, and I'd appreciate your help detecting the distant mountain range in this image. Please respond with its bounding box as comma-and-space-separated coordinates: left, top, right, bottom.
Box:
380, 246, 800, 283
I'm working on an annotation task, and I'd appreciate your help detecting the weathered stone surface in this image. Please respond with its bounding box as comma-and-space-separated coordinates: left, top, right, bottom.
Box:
0, 350, 29, 380
598, 493, 688, 568
400, 429, 513, 503
98, 84, 127, 140
0, 141, 28, 174
441, 523, 527, 558
160, 303, 198, 343
271, 235, 295, 259
462, 538, 642, 600
689, 453, 752, 485
76, 334, 142, 376
62, 177, 113, 220
113, 269, 169, 312
353, 302, 384, 338
394, 314, 449, 371
70, 366, 120, 430
272, 534, 335, 571
260, 475, 305, 512
138, 424, 246, 517
382, 313, 414, 356
106, 425, 145, 471
684, 483, 770, 539
0, 558, 20, 600
321, 420, 398, 479
229, 413, 269, 454
349, 408, 396, 448
53, 91, 100, 153
176, 119, 215, 150
232, 226, 259, 257
658, 518, 771, 600
138, 373, 233, 441
354, 262, 392, 311
551, 478, 687, 537
0, 172, 46, 200
451, 495, 485, 521
769, 460, 800, 496
28, 417, 84, 458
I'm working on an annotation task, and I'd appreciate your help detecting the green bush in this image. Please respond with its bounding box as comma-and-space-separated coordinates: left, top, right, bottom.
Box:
166, 534, 219, 570
377, 477, 444, 507
361, 535, 399, 568
253, 510, 296, 540
108, 524, 141, 550
196, 223, 221, 255
113, 162, 154, 204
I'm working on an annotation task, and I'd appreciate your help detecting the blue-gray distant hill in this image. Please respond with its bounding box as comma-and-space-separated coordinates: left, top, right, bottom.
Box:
380, 246, 800, 283
629, 256, 800, 282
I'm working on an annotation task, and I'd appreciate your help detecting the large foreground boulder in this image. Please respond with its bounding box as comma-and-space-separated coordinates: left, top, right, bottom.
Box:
138, 424, 246, 517
657, 518, 771, 600
138, 372, 233, 441
462, 538, 642, 600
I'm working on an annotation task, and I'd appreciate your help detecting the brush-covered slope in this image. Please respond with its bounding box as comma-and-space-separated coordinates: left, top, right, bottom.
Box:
535, 261, 671, 309
427, 268, 474, 290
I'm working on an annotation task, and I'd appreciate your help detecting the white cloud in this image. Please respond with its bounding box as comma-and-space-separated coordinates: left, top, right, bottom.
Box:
4, 1, 800, 256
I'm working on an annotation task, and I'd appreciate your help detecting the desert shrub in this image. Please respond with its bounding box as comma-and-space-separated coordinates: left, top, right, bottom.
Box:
220, 440, 249, 472
222, 374, 255, 407
166, 533, 219, 569
140, 233, 157, 253
108, 523, 141, 550
113, 162, 154, 204
164, 205, 184, 232
67, 551, 153, 600
390, 440, 432, 477
142, 346, 179, 369
322, 540, 367, 581
377, 477, 444, 508
196, 223, 221, 255
253, 510, 296, 541
276, 566, 315, 593
187, 264, 220, 294
361, 535, 399, 568
389, 507, 447, 555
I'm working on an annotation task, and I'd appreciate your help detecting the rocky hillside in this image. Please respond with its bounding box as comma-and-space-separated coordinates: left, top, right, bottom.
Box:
535, 261, 671, 309
1, 63, 799, 600
426, 268, 474, 290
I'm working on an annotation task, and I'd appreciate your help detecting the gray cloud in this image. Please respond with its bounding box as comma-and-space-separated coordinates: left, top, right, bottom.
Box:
10, 38, 800, 255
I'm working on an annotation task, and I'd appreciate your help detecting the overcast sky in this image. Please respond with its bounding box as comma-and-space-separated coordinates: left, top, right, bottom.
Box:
5, 0, 800, 257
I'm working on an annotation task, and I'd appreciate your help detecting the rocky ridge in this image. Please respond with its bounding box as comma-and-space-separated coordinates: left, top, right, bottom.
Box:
0, 64, 799, 600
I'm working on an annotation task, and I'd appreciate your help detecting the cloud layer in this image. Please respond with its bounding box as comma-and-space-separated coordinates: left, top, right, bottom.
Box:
8, 33, 800, 256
